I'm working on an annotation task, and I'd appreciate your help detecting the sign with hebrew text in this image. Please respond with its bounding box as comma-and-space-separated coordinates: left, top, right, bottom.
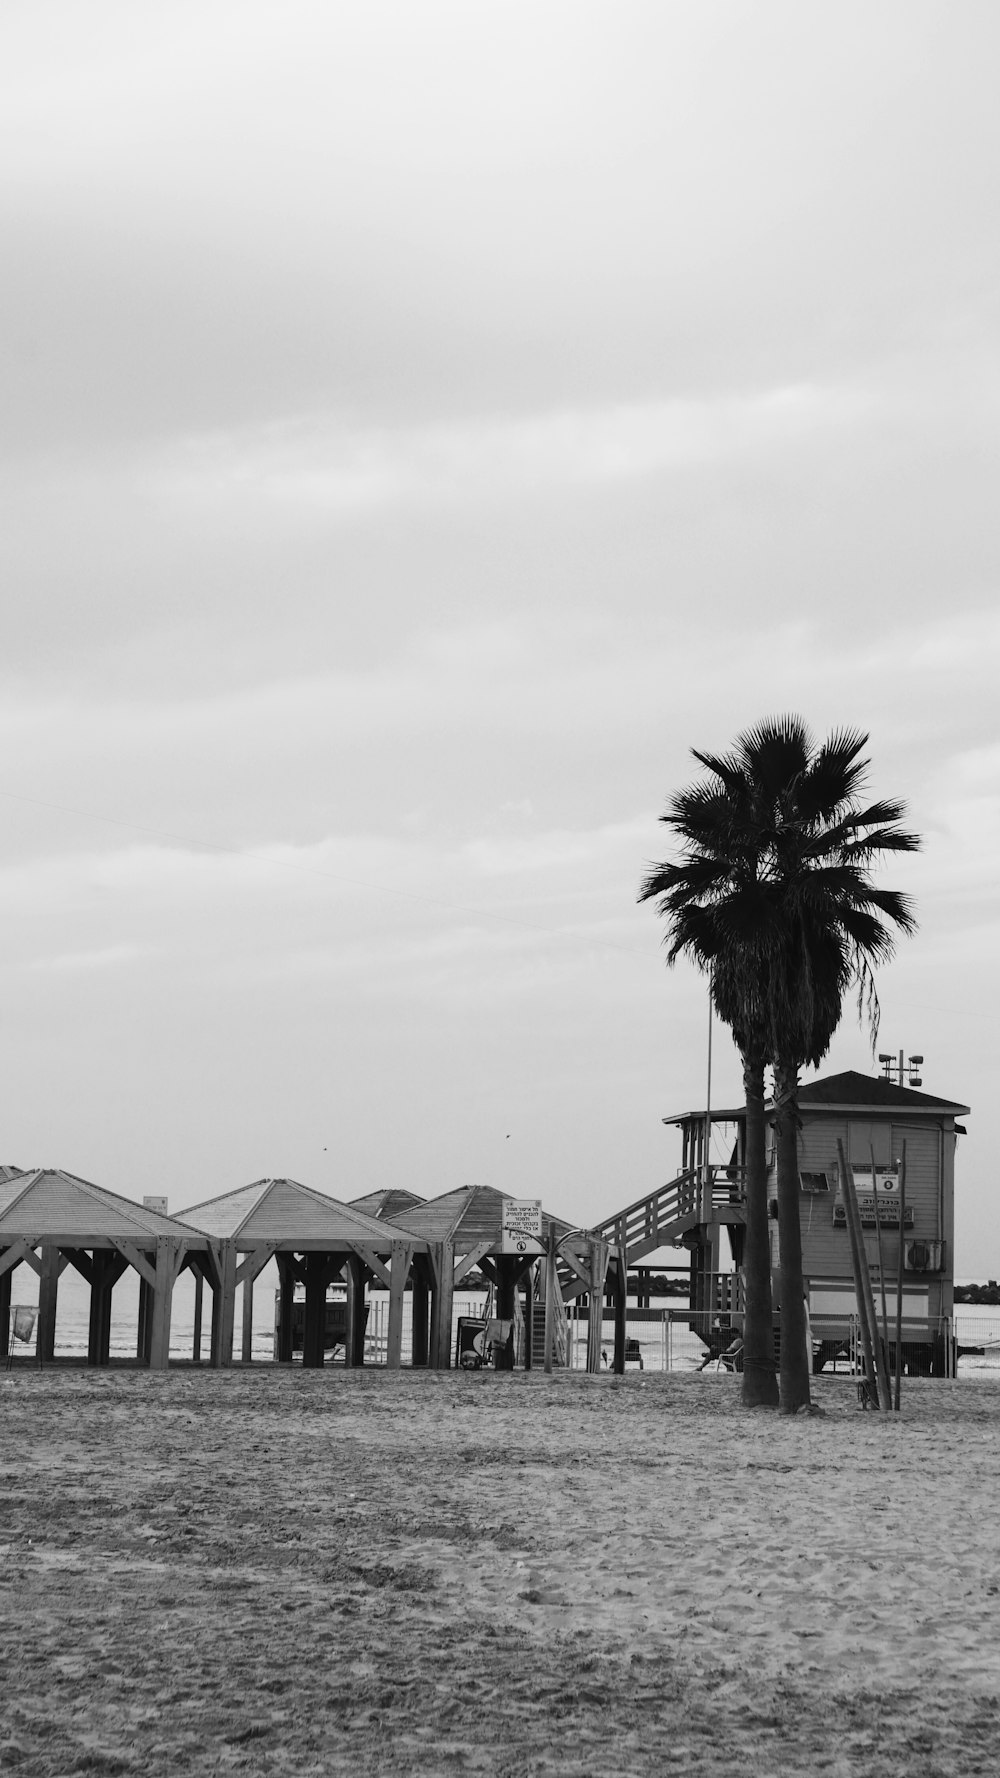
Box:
500, 1198, 545, 1255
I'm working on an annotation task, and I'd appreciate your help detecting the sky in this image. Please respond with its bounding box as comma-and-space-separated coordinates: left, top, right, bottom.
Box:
1, 3, 998, 1270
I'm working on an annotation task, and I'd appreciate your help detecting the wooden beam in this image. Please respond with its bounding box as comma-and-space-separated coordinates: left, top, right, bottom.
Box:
387, 1242, 413, 1370
110, 1240, 156, 1290
274, 1253, 295, 1363
556, 1246, 594, 1292
586, 1239, 610, 1374
148, 1239, 178, 1370
345, 1255, 366, 1367
192, 1269, 204, 1363
411, 1253, 431, 1367
454, 1239, 494, 1289
88, 1248, 128, 1366
37, 1246, 60, 1364
62, 1249, 94, 1286
0, 1241, 42, 1282
0, 1267, 10, 1360
352, 1247, 391, 1292
241, 1265, 255, 1364
234, 1245, 278, 1288
428, 1241, 454, 1370
211, 1240, 238, 1369
612, 1246, 627, 1375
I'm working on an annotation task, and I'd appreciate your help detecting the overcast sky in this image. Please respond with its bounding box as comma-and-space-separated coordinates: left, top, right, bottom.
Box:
2, 3, 998, 1269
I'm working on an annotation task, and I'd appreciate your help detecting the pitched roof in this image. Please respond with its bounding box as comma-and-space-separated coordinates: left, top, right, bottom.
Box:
392, 1183, 572, 1248
348, 1188, 426, 1222
0, 1169, 211, 1243
664, 1068, 970, 1125
181, 1177, 426, 1248
796, 1070, 970, 1116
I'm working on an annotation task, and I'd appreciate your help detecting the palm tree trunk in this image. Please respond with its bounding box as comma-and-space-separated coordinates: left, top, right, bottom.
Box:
740, 1048, 778, 1407
773, 1057, 811, 1414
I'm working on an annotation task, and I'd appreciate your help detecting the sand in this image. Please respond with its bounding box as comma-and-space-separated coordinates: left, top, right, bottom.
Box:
1, 1368, 999, 1776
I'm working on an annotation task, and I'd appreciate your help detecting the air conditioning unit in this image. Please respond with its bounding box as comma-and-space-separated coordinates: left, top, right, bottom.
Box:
905, 1239, 944, 1274
800, 1171, 830, 1193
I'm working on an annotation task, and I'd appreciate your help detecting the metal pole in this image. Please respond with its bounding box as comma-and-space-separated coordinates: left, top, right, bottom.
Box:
703, 982, 713, 1220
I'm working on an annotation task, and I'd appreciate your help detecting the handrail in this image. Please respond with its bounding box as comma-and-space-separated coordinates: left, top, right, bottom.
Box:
593, 1167, 744, 1244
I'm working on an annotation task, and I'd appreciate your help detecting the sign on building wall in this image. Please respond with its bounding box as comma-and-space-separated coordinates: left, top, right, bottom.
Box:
500, 1198, 545, 1254
852, 1167, 901, 1195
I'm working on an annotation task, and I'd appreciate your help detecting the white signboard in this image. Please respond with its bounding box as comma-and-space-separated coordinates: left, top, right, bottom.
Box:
851, 1167, 900, 1195
500, 1198, 545, 1255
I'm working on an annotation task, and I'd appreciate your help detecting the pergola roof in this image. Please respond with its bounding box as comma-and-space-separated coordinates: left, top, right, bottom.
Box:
393, 1183, 573, 1249
0, 1169, 212, 1245
181, 1177, 427, 1250
349, 1188, 425, 1222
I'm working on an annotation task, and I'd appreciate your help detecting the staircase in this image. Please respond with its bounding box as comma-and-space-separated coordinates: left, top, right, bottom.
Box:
592, 1165, 745, 1267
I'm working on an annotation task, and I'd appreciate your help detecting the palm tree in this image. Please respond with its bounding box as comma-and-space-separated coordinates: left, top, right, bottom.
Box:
641, 718, 918, 1414
737, 718, 918, 1412
639, 761, 781, 1410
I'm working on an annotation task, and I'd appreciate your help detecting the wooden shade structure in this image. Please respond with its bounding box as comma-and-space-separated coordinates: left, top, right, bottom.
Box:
181, 1178, 428, 1369
0, 1168, 215, 1369
389, 1183, 586, 1370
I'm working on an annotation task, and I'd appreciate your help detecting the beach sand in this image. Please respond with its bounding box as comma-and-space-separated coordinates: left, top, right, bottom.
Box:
1, 1368, 999, 1776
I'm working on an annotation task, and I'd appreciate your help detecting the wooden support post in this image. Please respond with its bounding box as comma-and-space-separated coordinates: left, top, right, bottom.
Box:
429, 1242, 454, 1369
241, 1265, 255, 1364
586, 1240, 609, 1373
0, 1264, 11, 1360
411, 1254, 431, 1367
210, 1241, 237, 1369
495, 1255, 515, 1371
192, 1268, 204, 1362
148, 1240, 176, 1370
544, 1237, 558, 1375
345, 1254, 366, 1367
37, 1246, 60, 1364
88, 1249, 117, 1366
523, 1263, 534, 1371
387, 1242, 412, 1370
302, 1252, 329, 1368
137, 1277, 150, 1363
613, 1248, 628, 1374
275, 1254, 295, 1363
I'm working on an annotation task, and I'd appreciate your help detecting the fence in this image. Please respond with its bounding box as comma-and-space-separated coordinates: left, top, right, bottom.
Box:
560, 1305, 1000, 1378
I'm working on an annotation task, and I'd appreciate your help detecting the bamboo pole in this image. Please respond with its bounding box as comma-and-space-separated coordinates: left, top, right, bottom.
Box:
894, 1142, 907, 1412
870, 1142, 892, 1390
837, 1140, 889, 1409
543, 1236, 557, 1375
838, 1141, 879, 1405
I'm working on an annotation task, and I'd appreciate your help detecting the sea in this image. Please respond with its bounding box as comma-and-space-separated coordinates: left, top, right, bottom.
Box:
6, 1266, 1000, 1377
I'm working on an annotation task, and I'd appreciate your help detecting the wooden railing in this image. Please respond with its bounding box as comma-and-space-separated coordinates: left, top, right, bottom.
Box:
593, 1166, 746, 1267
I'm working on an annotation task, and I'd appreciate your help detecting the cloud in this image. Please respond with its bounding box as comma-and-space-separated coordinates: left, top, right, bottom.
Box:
155, 385, 872, 518
33, 943, 146, 973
